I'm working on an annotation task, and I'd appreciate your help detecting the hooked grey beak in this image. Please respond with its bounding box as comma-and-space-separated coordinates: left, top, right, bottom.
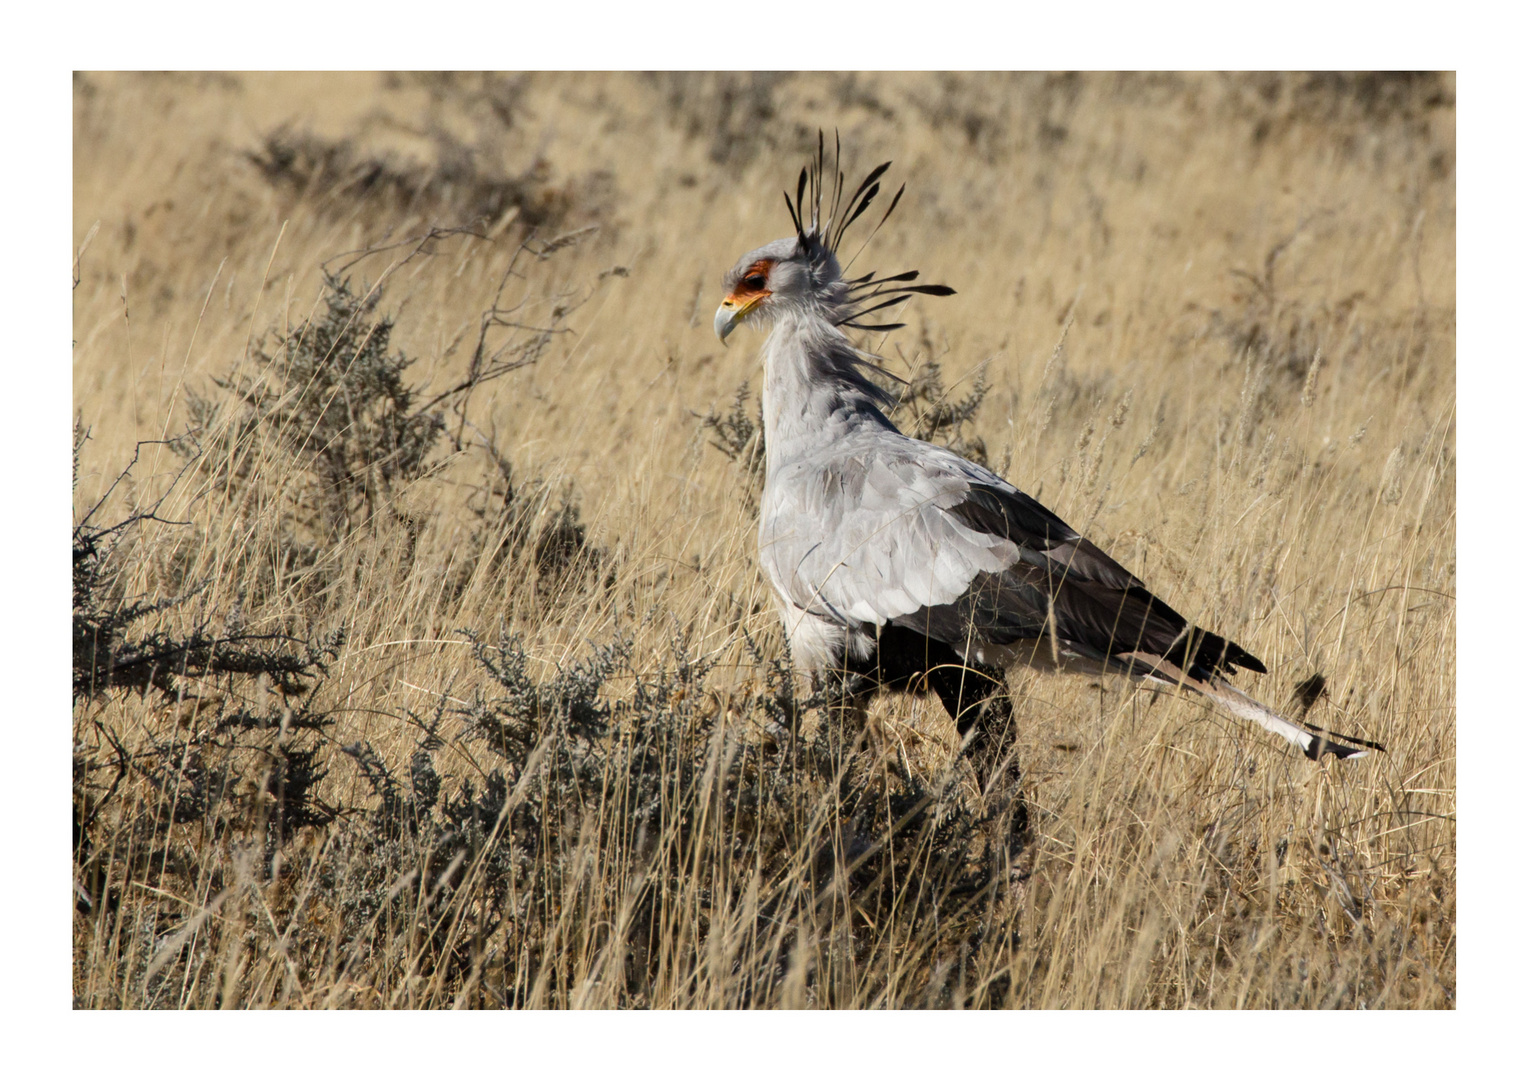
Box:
713, 292, 766, 346
714, 302, 739, 346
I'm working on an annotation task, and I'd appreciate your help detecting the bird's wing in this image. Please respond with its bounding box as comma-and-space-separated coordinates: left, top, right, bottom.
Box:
760, 435, 1012, 625
760, 433, 1263, 680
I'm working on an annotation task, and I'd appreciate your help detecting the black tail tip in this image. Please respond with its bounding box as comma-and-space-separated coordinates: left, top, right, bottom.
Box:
1304, 731, 1388, 761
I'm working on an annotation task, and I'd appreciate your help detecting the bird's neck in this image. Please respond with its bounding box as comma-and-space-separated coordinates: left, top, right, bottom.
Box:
760, 308, 898, 476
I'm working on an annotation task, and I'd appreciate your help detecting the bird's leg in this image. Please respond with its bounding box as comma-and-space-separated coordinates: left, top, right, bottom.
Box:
811, 667, 874, 732
814, 666, 876, 707
928, 662, 1026, 830
926, 661, 1012, 742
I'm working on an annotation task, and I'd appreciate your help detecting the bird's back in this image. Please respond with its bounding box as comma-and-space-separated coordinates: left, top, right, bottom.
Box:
762, 418, 1265, 682
714, 135, 1380, 759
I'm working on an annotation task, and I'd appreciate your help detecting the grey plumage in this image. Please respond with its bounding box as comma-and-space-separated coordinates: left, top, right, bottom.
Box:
714, 138, 1382, 763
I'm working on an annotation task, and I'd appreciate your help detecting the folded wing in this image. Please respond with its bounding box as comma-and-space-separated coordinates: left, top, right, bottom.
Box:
760, 434, 1265, 681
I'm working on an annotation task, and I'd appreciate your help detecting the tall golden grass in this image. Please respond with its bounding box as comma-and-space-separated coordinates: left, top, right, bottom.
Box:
73, 72, 1454, 1008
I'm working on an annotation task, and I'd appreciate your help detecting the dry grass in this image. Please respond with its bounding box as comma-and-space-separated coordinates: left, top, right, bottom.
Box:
72, 71, 1454, 1009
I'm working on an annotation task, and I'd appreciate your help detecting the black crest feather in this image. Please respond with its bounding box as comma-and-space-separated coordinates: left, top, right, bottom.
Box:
783, 132, 953, 332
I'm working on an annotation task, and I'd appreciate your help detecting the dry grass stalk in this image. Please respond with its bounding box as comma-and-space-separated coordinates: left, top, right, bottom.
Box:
73, 72, 1454, 1009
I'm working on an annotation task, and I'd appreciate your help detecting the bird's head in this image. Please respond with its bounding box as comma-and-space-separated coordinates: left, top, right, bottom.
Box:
714, 235, 843, 344
714, 132, 954, 346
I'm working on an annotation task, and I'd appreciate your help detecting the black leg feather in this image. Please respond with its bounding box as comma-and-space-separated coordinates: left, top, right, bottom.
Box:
843, 625, 1013, 741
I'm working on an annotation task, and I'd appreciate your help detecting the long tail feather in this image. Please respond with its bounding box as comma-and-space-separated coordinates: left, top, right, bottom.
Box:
1119, 651, 1383, 760
1200, 680, 1381, 760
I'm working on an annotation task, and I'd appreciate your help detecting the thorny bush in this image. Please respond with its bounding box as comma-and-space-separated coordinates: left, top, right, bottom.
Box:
177, 267, 597, 607
76, 257, 1019, 1007
76, 612, 1023, 1005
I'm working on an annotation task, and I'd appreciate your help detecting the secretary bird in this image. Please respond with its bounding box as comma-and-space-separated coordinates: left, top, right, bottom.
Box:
713, 134, 1383, 763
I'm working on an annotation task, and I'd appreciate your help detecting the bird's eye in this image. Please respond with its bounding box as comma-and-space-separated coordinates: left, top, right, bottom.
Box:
742, 274, 767, 291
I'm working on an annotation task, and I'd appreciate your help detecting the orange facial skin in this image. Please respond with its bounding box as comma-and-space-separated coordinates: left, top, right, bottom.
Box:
715, 259, 777, 344
724, 259, 774, 310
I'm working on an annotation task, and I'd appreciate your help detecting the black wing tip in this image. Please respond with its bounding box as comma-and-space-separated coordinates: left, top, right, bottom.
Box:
1236, 650, 1268, 675
1186, 633, 1265, 679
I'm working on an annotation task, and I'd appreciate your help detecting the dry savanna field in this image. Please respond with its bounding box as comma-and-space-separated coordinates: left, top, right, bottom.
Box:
72, 72, 1455, 1008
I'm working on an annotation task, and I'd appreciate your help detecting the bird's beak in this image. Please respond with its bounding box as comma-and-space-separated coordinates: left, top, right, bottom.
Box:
713, 293, 764, 346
